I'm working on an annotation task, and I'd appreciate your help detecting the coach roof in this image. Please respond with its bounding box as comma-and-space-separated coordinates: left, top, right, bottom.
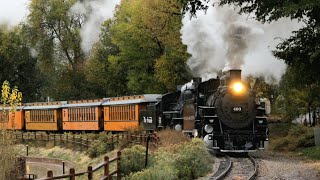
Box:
102, 94, 161, 106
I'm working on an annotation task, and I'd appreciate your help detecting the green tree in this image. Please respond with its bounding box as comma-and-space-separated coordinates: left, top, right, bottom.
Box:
26, 0, 89, 100
278, 67, 320, 124
110, 0, 191, 94
245, 75, 279, 114
0, 27, 42, 102
84, 20, 126, 97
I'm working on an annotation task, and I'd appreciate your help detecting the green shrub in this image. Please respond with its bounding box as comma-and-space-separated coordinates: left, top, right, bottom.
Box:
172, 138, 212, 179
128, 138, 212, 180
129, 165, 178, 180
121, 137, 212, 179
269, 124, 314, 151
120, 145, 148, 176
86, 132, 114, 158
87, 141, 99, 158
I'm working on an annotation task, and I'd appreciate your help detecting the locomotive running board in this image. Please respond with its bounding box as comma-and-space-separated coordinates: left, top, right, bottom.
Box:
163, 111, 180, 114
198, 106, 216, 109
220, 150, 257, 153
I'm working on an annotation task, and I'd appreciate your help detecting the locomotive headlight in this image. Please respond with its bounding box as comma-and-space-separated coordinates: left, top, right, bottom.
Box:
232, 82, 244, 94
204, 124, 213, 133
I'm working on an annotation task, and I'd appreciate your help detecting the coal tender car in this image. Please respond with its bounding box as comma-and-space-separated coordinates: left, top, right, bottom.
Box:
141, 69, 268, 152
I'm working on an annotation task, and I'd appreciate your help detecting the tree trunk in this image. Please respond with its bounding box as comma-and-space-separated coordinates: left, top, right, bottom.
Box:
309, 107, 312, 127
312, 109, 316, 126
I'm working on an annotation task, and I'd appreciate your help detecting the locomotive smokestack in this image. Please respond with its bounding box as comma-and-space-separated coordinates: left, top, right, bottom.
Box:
228, 69, 241, 82
221, 69, 242, 86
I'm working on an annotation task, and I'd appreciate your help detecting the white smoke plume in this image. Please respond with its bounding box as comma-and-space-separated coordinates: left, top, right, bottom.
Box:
0, 0, 29, 27
181, 3, 301, 81
70, 0, 120, 54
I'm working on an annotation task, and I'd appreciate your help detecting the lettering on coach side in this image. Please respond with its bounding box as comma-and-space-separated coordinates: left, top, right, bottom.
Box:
143, 116, 153, 123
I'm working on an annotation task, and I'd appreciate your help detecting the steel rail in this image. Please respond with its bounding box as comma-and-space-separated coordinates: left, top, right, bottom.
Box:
248, 155, 258, 180
210, 155, 232, 180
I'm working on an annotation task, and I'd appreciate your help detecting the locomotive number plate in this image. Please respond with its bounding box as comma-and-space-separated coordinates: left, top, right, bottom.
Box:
232, 107, 242, 112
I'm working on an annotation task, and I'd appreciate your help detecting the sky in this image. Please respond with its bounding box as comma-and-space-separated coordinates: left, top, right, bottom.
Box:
0, 0, 29, 26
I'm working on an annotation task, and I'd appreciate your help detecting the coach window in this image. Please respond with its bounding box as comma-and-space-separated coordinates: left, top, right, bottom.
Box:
70, 109, 72, 121
84, 107, 87, 121
77, 108, 79, 121
122, 106, 124, 120
91, 107, 93, 121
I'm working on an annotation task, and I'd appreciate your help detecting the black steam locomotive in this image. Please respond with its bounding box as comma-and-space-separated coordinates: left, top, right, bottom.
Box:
141, 69, 268, 152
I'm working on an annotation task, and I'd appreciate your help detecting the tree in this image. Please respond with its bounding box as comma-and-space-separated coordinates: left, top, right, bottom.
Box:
110, 0, 191, 94
26, 0, 89, 100
181, 0, 320, 22
0, 81, 22, 179
0, 27, 42, 102
84, 20, 124, 97
245, 75, 278, 114
278, 67, 320, 124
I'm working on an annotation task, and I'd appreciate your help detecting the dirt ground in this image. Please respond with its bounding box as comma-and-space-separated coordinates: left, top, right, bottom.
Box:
253, 151, 320, 180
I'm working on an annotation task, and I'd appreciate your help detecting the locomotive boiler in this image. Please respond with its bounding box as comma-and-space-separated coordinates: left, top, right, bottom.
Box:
141, 69, 268, 152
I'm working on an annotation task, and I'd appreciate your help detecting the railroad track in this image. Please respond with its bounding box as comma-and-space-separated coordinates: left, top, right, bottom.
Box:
210, 154, 258, 180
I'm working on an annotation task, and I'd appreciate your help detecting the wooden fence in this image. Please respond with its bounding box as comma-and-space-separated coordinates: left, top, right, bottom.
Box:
13, 132, 94, 148
20, 151, 121, 180
16, 132, 160, 179
13, 132, 160, 149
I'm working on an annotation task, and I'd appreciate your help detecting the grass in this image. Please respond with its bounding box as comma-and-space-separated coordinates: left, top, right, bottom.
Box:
268, 123, 314, 151
300, 146, 320, 160
299, 146, 320, 176
268, 122, 291, 138
0, 130, 20, 179
156, 128, 190, 147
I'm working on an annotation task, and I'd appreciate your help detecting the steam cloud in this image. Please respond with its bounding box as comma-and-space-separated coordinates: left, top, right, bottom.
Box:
70, 0, 120, 54
181, 3, 301, 81
0, 0, 29, 27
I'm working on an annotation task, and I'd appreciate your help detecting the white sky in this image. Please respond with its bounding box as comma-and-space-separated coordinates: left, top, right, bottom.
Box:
0, 0, 29, 26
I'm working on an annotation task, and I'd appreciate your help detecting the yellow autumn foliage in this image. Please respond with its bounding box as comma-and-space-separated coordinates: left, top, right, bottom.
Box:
0, 80, 23, 179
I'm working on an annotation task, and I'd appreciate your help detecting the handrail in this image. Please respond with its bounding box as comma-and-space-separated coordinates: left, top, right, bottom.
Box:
35, 151, 121, 180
